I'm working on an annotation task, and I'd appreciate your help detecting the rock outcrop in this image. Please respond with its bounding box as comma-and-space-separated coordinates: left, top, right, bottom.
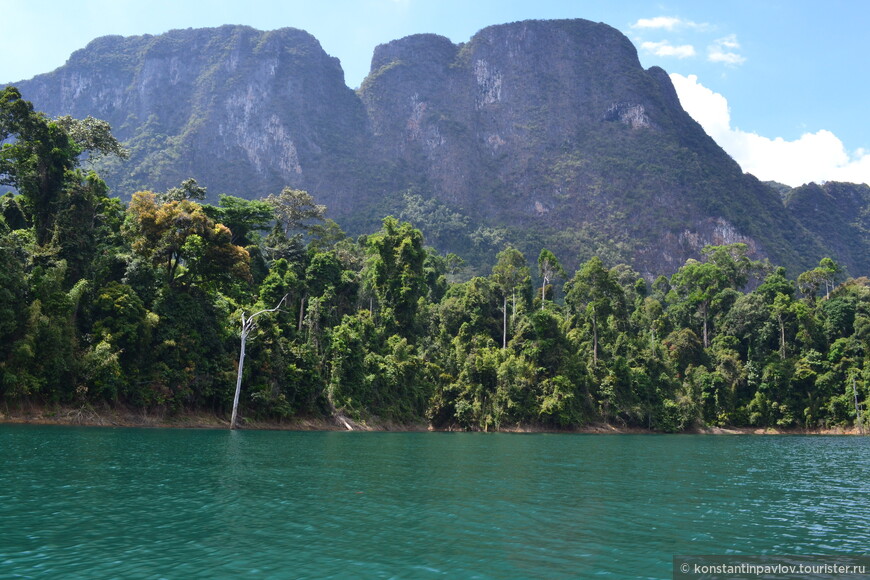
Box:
8, 20, 844, 276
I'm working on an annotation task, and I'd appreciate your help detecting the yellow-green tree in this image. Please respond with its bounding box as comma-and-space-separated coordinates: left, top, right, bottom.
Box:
124, 191, 251, 291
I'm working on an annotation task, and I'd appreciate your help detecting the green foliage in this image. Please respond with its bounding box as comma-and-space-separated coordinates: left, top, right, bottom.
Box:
159, 178, 207, 203
3, 87, 870, 433
365, 217, 427, 336
537, 248, 565, 308
265, 187, 326, 236
124, 191, 252, 293
1, 87, 127, 246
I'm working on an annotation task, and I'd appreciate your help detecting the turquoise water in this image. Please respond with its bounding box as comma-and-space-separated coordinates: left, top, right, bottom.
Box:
1, 426, 868, 579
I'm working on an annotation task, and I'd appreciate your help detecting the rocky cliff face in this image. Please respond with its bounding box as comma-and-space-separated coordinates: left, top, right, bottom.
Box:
8, 20, 843, 276
15, 26, 370, 213
357, 20, 825, 275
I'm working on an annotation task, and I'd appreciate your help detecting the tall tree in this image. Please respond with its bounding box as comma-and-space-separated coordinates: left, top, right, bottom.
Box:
819, 257, 843, 299
491, 247, 529, 348
0, 87, 126, 245
537, 248, 565, 310
124, 191, 251, 291
265, 187, 326, 236
54, 115, 129, 163
159, 178, 207, 203
565, 257, 624, 365
668, 259, 728, 348
365, 217, 427, 336
231, 295, 287, 429
202, 194, 274, 246
701, 243, 754, 290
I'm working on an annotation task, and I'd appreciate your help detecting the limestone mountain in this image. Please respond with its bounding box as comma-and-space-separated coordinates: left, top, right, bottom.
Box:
783, 181, 870, 275
356, 20, 828, 276
12, 26, 371, 214
7, 19, 850, 276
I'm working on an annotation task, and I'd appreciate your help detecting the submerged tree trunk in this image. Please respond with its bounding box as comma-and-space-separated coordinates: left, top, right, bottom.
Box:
853, 375, 865, 435
231, 332, 247, 429
231, 295, 287, 430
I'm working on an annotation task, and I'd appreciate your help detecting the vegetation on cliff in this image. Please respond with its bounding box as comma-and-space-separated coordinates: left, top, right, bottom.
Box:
2, 88, 868, 432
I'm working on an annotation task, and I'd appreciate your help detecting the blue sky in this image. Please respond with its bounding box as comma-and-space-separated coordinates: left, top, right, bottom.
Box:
1, 0, 868, 186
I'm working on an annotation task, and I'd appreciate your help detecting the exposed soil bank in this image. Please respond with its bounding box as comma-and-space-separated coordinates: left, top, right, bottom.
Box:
0, 403, 865, 434
0, 403, 426, 432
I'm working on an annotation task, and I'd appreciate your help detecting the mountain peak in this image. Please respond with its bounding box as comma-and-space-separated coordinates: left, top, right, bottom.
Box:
7, 20, 842, 275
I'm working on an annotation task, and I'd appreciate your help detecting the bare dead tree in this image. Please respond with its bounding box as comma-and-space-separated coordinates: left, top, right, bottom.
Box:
230, 295, 287, 429
853, 374, 865, 436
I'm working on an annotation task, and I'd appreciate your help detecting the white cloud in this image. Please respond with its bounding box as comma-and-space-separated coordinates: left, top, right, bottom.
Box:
715, 34, 741, 50
640, 40, 696, 58
631, 16, 706, 31
708, 51, 746, 65
632, 16, 682, 30
707, 35, 746, 65
670, 73, 870, 186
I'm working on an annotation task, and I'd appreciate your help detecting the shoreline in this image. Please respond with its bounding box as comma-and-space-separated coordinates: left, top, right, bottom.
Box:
0, 403, 865, 435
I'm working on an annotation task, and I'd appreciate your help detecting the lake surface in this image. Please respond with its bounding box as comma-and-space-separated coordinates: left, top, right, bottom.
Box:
1, 425, 868, 579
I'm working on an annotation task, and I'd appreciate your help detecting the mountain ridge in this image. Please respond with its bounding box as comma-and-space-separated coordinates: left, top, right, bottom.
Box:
5, 19, 858, 277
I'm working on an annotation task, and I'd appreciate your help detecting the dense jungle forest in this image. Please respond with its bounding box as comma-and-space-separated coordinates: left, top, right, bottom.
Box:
1, 86, 868, 432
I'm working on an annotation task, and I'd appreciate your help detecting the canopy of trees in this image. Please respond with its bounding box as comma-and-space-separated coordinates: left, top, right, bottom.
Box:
1, 88, 868, 432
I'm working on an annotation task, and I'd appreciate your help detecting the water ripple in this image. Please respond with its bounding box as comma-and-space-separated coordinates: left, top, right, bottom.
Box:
1, 427, 868, 578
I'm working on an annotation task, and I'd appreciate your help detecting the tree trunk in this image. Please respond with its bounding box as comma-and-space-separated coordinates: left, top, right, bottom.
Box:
503, 295, 508, 349
853, 375, 865, 435
779, 315, 786, 358
231, 323, 247, 430
541, 279, 546, 310
592, 314, 598, 365
702, 303, 709, 349
230, 295, 287, 430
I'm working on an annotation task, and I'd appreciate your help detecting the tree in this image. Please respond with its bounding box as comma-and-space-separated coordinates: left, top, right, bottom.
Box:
0, 87, 126, 245
797, 268, 826, 301
54, 115, 129, 163
701, 243, 754, 290
0, 230, 28, 382
51, 171, 111, 284
307, 219, 347, 252
159, 178, 207, 203
365, 217, 427, 336
491, 247, 529, 348
265, 187, 326, 236
1, 89, 77, 245
124, 191, 251, 290
202, 194, 274, 246
668, 259, 728, 348
565, 257, 624, 365
771, 293, 807, 358
445, 253, 465, 279
537, 249, 565, 310
819, 258, 843, 298
90, 282, 152, 364
796, 258, 842, 301
299, 250, 345, 337
231, 295, 287, 429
